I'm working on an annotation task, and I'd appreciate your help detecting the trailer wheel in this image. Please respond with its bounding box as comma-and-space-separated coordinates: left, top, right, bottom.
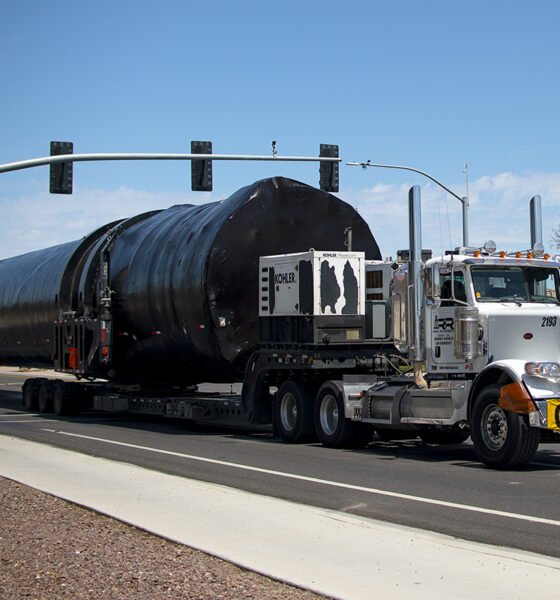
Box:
22, 379, 42, 411
38, 380, 56, 414
53, 381, 79, 417
274, 381, 314, 443
470, 384, 540, 469
314, 381, 372, 448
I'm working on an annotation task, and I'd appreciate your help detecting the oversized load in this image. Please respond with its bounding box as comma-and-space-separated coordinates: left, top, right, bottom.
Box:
0, 177, 379, 384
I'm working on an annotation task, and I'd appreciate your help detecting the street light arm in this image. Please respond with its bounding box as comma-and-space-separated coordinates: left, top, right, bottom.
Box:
347, 161, 465, 205
347, 160, 469, 247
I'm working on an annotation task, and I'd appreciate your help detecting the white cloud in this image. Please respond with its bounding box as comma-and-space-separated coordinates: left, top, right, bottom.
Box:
345, 171, 560, 259
0, 186, 212, 259
0, 171, 559, 262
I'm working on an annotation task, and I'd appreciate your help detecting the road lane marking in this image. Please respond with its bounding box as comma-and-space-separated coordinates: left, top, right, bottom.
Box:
0, 414, 39, 418
0, 418, 52, 422
40, 428, 560, 528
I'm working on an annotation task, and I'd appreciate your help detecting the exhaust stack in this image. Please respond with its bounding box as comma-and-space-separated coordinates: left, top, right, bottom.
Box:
530, 195, 543, 251
408, 186, 427, 388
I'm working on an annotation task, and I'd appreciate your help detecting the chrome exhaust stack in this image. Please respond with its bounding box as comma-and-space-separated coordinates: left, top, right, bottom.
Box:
408, 186, 427, 388
530, 195, 544, 253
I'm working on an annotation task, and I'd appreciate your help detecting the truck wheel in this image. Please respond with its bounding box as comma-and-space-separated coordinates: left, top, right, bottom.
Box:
22, 379, 42, 411
420, 428, 470, 445
470, 384, 540, 469
38, 380, 55, 413
53, 381, 79, 417
314, 381, 372, 448
274, 381, 314, 443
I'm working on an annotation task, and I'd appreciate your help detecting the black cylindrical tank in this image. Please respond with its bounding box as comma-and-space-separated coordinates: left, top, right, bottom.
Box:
0, 241, 81, 365
0, 177, 381, 383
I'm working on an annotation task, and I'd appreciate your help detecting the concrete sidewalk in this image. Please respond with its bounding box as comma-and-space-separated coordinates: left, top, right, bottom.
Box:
1, 434, 559, 599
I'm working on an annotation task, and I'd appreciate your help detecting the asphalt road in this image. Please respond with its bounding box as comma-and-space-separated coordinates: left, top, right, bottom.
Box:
2, 370, 560, 559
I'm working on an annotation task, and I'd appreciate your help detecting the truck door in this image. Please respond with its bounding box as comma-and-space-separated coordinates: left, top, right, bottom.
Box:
427, 267, 467, 372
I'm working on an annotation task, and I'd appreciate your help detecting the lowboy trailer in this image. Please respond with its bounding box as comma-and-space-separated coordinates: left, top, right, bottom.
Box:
5, 177, 560, 469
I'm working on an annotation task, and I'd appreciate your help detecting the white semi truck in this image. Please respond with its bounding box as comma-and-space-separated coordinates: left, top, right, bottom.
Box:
257, 186, 560, 468
9, 176, 560, 469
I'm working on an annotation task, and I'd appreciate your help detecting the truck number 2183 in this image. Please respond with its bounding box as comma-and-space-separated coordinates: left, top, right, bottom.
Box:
542, 316, 558, 327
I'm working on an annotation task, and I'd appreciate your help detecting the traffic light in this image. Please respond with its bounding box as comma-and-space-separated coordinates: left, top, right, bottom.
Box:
319, 144, 339, 193
191, 141, 212, 191
49, 141, 73, 194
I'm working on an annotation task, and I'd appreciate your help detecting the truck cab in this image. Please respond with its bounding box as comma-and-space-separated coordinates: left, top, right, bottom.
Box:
424, 251, 560, 375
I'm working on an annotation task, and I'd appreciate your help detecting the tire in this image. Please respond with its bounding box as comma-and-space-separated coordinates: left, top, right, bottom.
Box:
38, 380, 56, 414
470, 384, 540, 469
53, 381, 79, 417
22, 379, 42, 411
420, 428, 470, 445
314, 381, 373, 448
274, 380, 314, 443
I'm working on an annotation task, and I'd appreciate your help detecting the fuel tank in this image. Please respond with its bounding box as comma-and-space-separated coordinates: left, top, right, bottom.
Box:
0, 177, 380, 383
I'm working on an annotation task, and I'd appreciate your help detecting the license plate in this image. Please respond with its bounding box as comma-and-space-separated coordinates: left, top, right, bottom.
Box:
547, 399, 560, 430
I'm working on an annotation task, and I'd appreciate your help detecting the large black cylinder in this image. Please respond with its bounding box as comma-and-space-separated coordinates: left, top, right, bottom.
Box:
0, 177, 380, 383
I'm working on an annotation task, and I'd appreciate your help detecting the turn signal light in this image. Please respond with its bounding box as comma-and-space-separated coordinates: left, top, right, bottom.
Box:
499, 381, 536, 414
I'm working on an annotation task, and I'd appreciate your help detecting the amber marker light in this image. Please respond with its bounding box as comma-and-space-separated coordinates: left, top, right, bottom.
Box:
499, 381, 536, 414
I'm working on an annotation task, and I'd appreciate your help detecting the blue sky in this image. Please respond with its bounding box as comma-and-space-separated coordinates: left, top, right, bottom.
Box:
1, 0, 560, 259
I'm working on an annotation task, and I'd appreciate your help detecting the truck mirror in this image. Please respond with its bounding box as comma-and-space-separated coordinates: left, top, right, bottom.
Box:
424, 266, 441, 308
425, 296, 441, 310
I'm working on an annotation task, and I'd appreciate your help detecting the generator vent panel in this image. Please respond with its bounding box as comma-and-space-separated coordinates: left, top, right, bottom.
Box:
259, 250, 366, 317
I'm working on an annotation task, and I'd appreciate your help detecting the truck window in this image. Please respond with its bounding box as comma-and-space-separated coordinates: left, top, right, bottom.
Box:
471, 266, 560, 304
440, 272, 466, 303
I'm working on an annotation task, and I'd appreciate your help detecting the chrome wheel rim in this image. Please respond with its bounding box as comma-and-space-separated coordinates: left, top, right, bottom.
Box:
482, 404, 508, 450
280, 392, 297, 432
319, 393, 339, 436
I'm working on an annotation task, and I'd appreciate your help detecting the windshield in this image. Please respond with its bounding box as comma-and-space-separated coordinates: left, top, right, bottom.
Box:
471, 265, 560, 304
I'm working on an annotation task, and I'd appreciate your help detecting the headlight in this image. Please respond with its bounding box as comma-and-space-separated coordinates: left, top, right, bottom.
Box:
525, 362, 560, 377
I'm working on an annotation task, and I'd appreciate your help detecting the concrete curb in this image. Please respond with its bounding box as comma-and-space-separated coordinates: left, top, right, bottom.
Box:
1, 434, 559, 599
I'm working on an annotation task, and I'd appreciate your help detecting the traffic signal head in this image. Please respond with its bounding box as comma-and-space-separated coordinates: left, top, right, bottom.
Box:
49, 141, 73, 194
319, 144, 339, 193
191, 140, 212, 191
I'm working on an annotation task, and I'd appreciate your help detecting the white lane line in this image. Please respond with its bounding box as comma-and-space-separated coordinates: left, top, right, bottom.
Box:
0, 418, 52, 423
41, 428, 560, 528
0, 414, 39, 418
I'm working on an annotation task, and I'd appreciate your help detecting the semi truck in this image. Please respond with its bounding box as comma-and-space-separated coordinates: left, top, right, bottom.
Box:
3, 176, 560, 469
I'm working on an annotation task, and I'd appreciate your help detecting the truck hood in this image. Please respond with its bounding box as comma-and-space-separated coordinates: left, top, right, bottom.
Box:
479, 304, 560, 362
